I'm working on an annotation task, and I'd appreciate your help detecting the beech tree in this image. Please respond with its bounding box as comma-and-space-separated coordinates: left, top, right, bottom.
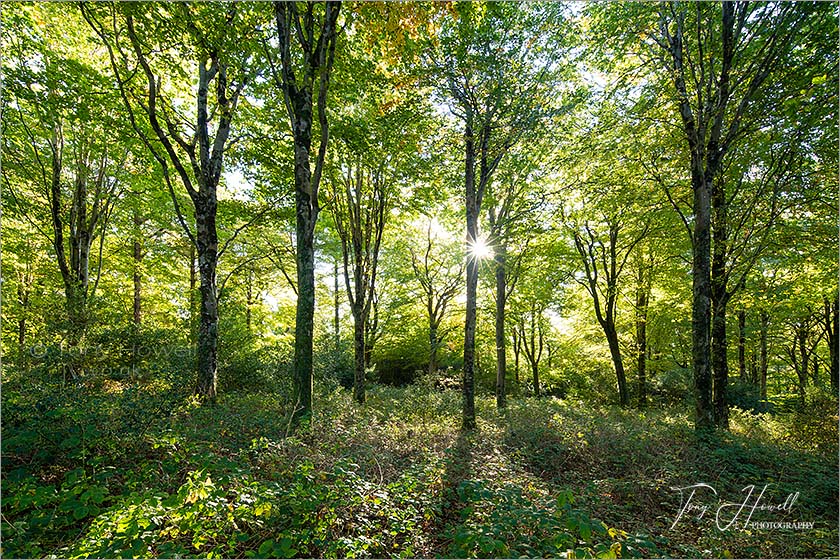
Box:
569, 214, 648, 407
409, 216, 465, 377
3, 4, 124, 370
430, 1, 563, 430
485, 148, 547, 409
263, 1, 341, 422
591, 1, 835, 429
83, 2, 255, 400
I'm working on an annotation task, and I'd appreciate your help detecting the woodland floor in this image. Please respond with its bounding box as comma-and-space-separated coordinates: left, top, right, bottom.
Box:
2, 376, 838, 559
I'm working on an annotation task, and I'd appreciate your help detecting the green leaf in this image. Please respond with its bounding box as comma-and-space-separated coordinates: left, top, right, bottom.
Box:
258, 539, 274, 556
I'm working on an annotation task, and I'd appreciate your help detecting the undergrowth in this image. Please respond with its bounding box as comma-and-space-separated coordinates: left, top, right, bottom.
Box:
1, 375, 837, 559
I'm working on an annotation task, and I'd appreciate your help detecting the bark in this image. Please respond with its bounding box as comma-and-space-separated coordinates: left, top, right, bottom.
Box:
461, 113, 499, 427
635, 263, 649, 407
711, 178, 730, 429
188, 49, 240, 403
462, 120, 479, 430
690, 154, 714, 428
334, 259, 340, 351
824, 296, 838, 393
365, 290, 378, 369
711, 301, 729, 428
17, 265, 32, 371
520, 311, 544, 398
759, 310, 769, 400
444, 21, 527, 426
428, 319, 439, 376
512, 329, 520, 384
605, 327, 629, 406
573, 222, 640, 407
657, 2, 799, 430
494, 243, 507, 409
17, 284, 28, 349
352, 302, 365, 402
189, 244, 197, 347
272, 1, 341, 423
690, 166, 714, 429
100, 13, 247, 402
246, 267, 253, 332
333, 162, 388, 405
789, 321, 811, 407
531, 361, 540, 398
738, 310, 746, 381
133, 206, 143, 326
659, 5, 717, 429
293, 173, 317, 419
41, 124, 116, 375
194, 195, 219, 400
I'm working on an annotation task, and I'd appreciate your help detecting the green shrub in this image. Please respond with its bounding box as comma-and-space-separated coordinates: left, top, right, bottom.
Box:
444, 480, 636, 559
66, 460, 434, 559
313, 333, 354, 390
727, 379, 771, 413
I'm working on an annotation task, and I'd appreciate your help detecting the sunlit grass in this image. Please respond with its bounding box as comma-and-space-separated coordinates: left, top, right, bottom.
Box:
2, 379, 837, 559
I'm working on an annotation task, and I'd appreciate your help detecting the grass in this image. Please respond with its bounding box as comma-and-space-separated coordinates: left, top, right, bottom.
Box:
2, 375, 837, 558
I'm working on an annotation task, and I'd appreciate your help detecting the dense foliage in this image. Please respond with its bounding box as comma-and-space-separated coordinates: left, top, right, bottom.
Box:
3, 374, 837, 558
2, 1, 837, 558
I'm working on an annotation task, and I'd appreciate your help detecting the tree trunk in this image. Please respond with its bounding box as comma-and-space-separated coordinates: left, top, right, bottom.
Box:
17, 273, 30, 371
833, 297, 839, 393
194, 197, 219, 401
738, 310, 746, 381
462, 123, 478, 431
604, 322, 629, 406
293, 181, 317, 424
711, 177, 730, 429
512, 329, 520, 385
272, 0, 340, 425
352, 303, 366, 403
463, 244, 477, 429
494, 243, 507, 409
133, 206, 142, 326
824, 296, 838, 393
334, 259, 340, 351
50, 152, 95, 363
711, 302, 729, 428
334, 164, 387, 404
17, 293, 27, 347
531, 361, 540, 399
759, 310, 769, 400
521, 313, 543, 398
364, 289, 378, 370
189, 244, 198, 348
246, 267, 253, 333
428, 312, 439, 376
635, 266, 649, 408
794, 324, 809, 407
691, 169, 714, 429
662, 4, 730, 431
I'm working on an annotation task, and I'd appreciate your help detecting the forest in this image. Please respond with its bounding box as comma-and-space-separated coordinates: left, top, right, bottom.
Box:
1, 2, 838, 559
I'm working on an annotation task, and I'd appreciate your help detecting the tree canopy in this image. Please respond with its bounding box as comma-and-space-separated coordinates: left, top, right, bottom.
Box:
2, 2, 837, 559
